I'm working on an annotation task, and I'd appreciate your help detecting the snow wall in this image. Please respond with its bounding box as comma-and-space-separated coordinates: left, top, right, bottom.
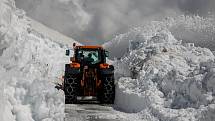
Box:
0, 0, 70, 121
113, 28, 215, 120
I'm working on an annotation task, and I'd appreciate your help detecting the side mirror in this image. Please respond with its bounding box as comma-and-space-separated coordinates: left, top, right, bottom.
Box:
70, 57, 75, 62
73, 43, 76, 48
105, 51, 109, 57
66, 50, 70, 56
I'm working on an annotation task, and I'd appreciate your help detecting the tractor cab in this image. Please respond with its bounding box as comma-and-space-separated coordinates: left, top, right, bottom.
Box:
66, 44, 109, 66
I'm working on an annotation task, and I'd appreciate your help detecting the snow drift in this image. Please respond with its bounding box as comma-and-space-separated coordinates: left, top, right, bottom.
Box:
0, 0, 73, 120
114, 28, 215, 120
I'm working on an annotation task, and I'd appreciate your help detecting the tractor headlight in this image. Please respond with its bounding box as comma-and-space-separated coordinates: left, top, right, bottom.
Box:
84, 66, 88, 69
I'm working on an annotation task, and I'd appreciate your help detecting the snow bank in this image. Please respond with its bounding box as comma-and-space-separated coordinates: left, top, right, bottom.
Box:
114, 28, 215, 120
0, 0, 69, 121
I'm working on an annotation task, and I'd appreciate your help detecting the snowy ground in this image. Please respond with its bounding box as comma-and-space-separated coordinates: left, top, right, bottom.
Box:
64, 104, 141, 121
1, 0, 215, 121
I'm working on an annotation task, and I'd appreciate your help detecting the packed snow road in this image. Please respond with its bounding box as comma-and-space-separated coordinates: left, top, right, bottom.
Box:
64, 104, 128, 121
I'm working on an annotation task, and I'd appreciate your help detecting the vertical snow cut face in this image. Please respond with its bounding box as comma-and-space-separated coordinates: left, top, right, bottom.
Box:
0, 0, 68, 121
114, 29, 215, 120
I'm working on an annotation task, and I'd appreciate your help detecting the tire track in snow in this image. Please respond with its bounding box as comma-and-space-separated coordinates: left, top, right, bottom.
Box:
64, 104, 128, 121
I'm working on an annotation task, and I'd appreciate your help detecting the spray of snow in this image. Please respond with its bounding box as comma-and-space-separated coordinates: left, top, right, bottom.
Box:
15, 0, 215, 43
104, 15, 215, 58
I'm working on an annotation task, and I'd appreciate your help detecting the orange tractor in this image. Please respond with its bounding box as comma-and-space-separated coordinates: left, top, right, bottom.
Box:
63, 43, 115, 104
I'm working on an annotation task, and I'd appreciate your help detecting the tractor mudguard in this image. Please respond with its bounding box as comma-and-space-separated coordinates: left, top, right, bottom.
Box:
100, 65, 114, 75
65, 64, 80, 75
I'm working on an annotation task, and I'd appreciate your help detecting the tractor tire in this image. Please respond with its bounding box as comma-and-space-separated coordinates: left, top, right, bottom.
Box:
64, 76, 78, 104
100, 74, 115, 104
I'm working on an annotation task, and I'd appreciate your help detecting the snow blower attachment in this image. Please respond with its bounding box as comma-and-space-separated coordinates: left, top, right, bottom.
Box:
63, 43, 115, 104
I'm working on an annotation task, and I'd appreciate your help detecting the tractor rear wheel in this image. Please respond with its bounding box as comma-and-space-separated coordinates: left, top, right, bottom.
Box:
100, 75, 115, 104
64, 76, 78, 104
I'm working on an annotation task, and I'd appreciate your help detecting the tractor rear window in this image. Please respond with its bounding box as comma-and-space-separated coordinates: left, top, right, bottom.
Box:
76, 49, 101, 64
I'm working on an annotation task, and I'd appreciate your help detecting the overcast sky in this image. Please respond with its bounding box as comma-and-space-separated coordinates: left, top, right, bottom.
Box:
15, 0, 215, 44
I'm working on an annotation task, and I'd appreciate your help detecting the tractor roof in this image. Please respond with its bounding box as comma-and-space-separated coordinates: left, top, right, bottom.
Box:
75, 45, 103, 49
